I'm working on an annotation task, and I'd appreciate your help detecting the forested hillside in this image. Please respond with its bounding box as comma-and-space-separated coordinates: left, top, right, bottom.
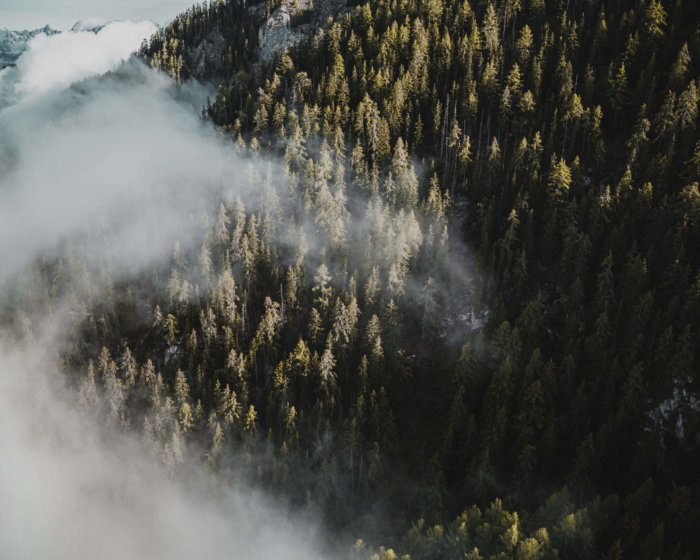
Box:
11, 0, 699, 558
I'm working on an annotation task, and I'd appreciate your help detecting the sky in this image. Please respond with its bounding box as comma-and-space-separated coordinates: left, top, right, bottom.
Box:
0, 0, 195, 30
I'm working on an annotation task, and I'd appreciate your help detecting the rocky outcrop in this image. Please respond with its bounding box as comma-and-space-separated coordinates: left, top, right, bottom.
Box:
257, 5, 299, 60
190, 28, 227, 76
256, 0, 348, 61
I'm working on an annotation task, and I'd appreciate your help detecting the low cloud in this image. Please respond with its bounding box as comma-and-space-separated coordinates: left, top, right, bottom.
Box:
0, 1, 194, 31
15, 20, 157, 95
0, 330, 329, 560
0, 33, 253, 286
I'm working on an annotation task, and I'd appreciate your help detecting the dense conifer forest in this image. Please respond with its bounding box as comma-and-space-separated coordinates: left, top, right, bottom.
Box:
5, 0, 699, 557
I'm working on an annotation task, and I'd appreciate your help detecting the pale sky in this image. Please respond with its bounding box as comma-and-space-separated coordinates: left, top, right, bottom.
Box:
0, 0, 196, 30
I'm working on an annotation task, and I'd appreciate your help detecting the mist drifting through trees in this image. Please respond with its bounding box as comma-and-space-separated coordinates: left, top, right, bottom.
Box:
1, 0, 700, 558
0, 16, 478, 559
0, 21, 334, 560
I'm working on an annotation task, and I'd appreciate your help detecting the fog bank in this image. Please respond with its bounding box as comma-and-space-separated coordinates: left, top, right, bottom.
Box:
0, 330, 327, 560
16, 20, 157, 95
0, 24, 253, 286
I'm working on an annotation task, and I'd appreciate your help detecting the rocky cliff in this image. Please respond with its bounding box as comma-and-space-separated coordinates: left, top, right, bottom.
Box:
256, 0, 347, 61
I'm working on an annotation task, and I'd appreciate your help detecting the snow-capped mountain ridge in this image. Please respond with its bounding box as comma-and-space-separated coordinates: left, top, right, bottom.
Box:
70, 19, 108, 34
0, 20, 125, 69
0, 25, 59, 68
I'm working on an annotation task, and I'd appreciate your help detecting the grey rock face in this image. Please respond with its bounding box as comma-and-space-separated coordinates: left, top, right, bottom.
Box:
191, 28, 227, 77
256, 0, 348, 61
257, 5, 299, 61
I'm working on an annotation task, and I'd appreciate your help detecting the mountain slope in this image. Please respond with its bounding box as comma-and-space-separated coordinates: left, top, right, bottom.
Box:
33, 0, 699, 557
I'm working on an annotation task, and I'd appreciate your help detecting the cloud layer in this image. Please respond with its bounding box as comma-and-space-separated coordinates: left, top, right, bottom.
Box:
0, 24, 251, 286
15, 20, 157, 95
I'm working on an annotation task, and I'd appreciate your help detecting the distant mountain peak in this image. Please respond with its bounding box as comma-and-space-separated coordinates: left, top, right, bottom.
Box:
0, 25, 60, 68
70, 19, 108, 34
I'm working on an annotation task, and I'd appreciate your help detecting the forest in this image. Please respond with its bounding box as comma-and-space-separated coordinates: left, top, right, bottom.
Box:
3, 0, 699, 558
